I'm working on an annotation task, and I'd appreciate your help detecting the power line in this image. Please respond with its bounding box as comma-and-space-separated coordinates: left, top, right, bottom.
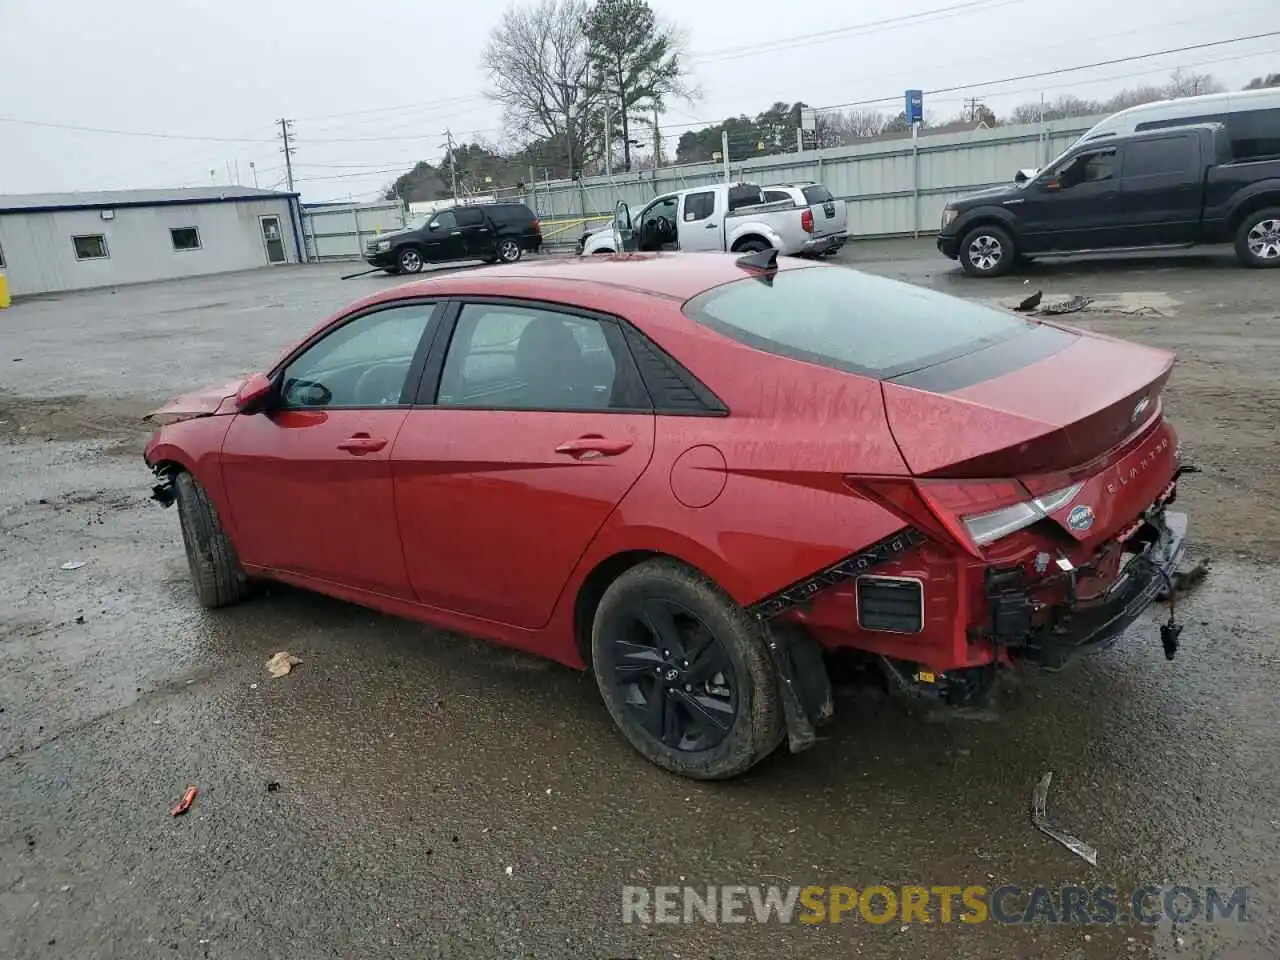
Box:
0, 116, 277, 142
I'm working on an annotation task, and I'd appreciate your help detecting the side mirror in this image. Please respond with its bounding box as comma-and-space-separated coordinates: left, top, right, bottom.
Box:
428, 221, 440, 231
235, 372, 275, 413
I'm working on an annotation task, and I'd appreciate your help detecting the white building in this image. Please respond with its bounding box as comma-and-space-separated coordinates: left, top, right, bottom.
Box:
0, 186, 304, 297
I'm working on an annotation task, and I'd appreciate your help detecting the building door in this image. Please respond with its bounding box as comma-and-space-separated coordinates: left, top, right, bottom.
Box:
259, 215, 287, 264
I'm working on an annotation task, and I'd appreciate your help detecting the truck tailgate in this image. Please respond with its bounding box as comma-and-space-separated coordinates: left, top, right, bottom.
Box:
802, 185, 847, 238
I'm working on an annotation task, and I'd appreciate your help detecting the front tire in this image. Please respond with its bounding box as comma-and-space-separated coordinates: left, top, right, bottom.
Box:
397, 247, 424, 273
959, 224, 1016, 278
497, 238, 523, 263
590, 559, 785, 780
1234, 208, 1280, 268
174, 472, 249, 609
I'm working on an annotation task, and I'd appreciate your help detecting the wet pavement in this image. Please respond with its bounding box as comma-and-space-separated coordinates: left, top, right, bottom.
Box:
2, 243, 1278, 959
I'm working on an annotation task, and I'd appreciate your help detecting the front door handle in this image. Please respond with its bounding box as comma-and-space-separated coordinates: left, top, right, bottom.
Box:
450, 231, 462, 236
705, 222, 718, 229
337, 433, 387, 454
555, 435, 633, 460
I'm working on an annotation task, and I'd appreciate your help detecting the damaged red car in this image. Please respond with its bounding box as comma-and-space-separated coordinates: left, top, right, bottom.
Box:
144, 251, 1191, 780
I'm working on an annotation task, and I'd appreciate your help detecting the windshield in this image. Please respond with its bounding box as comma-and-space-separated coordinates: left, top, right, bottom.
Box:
682, 266, 1035, 378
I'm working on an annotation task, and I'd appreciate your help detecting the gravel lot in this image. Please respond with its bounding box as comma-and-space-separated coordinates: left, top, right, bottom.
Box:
1, 242, 1277, 959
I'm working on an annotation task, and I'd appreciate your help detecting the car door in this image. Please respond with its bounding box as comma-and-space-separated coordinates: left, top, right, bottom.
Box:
635, 194, 680, 251
423, 210, 464, 261
676, 190, 723, 251
454, 206, 493, 258
220, 300, 442, 599
392, 299, 655, 628
1111, 133, 1202, 246
1017, 146, 1123, 251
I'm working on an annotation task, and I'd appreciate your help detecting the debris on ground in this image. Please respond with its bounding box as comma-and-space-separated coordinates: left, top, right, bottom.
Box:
1015, 290, 1043, 312
171, 784, 198, 817
1038, 294, 1093, 316
266, 782, 280, 793
59, 561, 87, 571
265, 651, 302, 678
1031, 772, 1097, 866
1157, 558, 1211, 600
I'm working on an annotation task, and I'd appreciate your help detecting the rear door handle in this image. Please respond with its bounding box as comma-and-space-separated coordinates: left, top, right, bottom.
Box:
337, 433, 387, 454
555, 435, 633, 459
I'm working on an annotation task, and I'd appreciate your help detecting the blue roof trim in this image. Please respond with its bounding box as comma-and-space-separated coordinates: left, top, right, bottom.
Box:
0, 192, 301, 216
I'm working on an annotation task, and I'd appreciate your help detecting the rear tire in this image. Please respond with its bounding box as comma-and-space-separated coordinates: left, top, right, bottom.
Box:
959, 224, 1016, 278
734, 239, 771, 254
174, 472, 249, 609
1233, 208, 1280, 268
590, 559, 785, 780
497, 238, 523, 263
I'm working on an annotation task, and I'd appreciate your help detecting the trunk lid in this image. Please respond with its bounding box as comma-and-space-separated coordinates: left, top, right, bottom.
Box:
881, 327, 1176, 478
144, 377, 247, 425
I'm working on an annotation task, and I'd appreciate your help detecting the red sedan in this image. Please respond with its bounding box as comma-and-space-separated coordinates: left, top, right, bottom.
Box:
144, 251, 1190, 779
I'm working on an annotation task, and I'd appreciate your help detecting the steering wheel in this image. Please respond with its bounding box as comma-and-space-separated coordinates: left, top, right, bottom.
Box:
654, 215, 673, 237
353, 363, 406, 406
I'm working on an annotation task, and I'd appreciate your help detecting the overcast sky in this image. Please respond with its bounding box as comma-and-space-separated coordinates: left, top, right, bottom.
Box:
1, 0, 1276, 202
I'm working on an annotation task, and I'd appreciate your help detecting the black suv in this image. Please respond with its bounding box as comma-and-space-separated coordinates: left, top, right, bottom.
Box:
366, 202, 542, 273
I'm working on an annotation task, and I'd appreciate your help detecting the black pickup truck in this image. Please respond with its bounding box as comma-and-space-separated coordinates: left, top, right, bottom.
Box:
937, 123, 1280, 276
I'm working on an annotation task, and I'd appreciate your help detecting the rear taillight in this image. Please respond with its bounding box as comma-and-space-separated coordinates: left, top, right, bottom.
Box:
801, 208, 814, 233
847, 477, 1083, 557
532, 218, 541, 234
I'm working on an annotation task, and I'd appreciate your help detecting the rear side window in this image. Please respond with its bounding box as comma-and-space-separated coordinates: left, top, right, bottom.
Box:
801, 185, 833, 204
682, 266, 1035, 378
487, 204, 533, 225
1122, 137, 1196, 178
455, 208, 485, 227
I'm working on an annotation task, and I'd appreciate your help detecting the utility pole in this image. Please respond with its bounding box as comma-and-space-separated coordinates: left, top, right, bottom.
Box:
721, 130, 730, 183
278, 118, 295, 192
964, 97, 980, 124
443, 129, 459, 201
604, 97, 612, 179
653, 105, 662, 168
249, 161, 259, 189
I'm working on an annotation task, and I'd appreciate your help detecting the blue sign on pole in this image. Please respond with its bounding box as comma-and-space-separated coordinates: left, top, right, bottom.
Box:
905, 89, 924, 125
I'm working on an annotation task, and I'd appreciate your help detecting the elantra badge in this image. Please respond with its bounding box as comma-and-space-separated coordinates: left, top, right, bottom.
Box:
1067, 504, 1095, 531
1131, 396, 1151, 423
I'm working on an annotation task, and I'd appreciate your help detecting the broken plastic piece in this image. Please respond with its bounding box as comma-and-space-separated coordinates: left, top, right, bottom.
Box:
1039, 295, 1093, 316
265, 651, 302, 678
60, 561, 87, 571
171, 784, 198, 817
1015, 290, 1043, 312
1031, 772, 1097, 866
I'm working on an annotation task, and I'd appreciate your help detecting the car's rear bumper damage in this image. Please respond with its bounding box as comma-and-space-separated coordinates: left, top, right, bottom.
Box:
983, 507, 1188, 670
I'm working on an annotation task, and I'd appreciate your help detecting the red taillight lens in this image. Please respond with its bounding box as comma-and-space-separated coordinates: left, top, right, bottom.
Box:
532, 218, 541, 234
801, 208, 814, 233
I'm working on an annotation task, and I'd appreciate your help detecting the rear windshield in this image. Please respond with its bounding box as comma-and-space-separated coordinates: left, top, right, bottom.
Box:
801, 185, 834, 204
682, 266, 1035, 378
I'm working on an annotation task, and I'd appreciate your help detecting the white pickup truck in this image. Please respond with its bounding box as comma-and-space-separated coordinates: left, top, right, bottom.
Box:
578, 181, 847, 257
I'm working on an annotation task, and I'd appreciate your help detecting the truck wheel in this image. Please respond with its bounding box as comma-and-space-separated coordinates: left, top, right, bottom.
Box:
590, 558, 785, 780
959, 225, 1016, 278
498, 239, 523, 263
734, 239, 771, 253
1234, 209, 1280, 268
174, 472, 250, 609
397, 247, 424, 273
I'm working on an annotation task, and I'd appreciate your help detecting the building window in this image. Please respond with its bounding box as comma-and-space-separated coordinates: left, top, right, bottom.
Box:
170, 227, 201, 251
72, 235, 109, 260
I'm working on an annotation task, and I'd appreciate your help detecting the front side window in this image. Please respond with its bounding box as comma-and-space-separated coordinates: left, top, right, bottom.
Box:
72, 235, 109, 260
279, 303, 437, 408
430, 211, 457, 231
436, 303, 643, 411
170, 227, 201, 251
683, 266, 1038, 379
1054, 148, 1117, 187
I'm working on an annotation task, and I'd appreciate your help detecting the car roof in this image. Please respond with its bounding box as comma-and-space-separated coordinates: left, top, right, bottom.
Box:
373, 252, 816, 305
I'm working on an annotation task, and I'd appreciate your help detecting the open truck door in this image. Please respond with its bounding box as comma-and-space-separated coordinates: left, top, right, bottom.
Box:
613, 201, 639, 253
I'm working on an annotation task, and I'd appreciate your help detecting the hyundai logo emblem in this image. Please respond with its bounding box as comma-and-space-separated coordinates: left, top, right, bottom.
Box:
1131, 396, 1150, 423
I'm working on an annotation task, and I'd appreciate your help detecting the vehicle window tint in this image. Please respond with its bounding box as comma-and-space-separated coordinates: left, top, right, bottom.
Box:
683, 266, 1035, 379
437, 304, 632, 411
1055, 148, 1116, 187
280, 303, 436, 408
1226, 108, 1280, 159
683, 191, 715, 221
801, 185, 834, 204
1122, 137, 1196, 178
431, 211, 457, 231
455, 208, 485, 227
763, 190, 791, 203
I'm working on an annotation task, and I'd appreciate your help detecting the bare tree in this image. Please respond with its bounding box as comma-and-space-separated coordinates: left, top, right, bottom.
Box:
482, 0, 599, 176
1166, 68, 1225, 99
822, 108, 888, 143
